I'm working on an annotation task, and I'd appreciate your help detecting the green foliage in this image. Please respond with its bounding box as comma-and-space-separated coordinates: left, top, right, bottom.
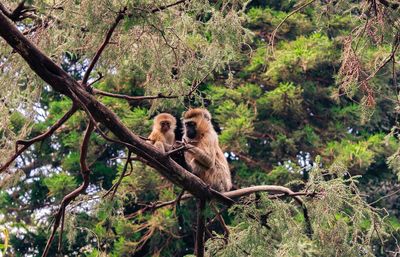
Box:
265, 33, 336, 83
246, 7, 314, 38
43, 173, 78, 201
257, 82, 303, 115
325, 134, 398, 174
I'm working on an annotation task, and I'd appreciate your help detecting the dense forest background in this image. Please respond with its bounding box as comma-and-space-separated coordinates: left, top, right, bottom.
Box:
0, 0, 400, 256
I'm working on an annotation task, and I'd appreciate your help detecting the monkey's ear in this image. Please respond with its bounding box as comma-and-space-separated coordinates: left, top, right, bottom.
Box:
203, 112, 211, 121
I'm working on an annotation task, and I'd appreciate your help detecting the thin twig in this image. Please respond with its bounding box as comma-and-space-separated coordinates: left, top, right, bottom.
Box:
103, 149, 132, 199
92, 88, 178, 101
369, 187, 400, 206
150, 0, 188, 13
0, 104, 77, 173
187, 67, 216, 97
269, 0, 317, 52
210, 203, 229, 238
81, 8, 126, 85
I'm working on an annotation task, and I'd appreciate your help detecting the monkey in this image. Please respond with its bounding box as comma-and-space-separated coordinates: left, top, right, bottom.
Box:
182, 108, 232, 192
148, 113, 176, 153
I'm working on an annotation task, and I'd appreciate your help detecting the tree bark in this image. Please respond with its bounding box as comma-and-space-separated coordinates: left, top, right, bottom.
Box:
195, 198, 206, 257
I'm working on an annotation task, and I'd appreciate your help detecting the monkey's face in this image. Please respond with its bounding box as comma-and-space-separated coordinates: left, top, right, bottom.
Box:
160, 120, 171, 133
185, 121, 197, 139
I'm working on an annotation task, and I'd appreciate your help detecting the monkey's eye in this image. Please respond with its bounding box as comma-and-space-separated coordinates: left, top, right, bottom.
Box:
185, 121, 196, 127
161, 121, 170, 126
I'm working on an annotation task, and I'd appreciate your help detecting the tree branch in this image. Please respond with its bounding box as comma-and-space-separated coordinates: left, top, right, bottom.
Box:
195, 198, 206, 257
92, 88, 178, 101
151, 0, 188, 13
81, 8, 126, 85
126, 185, 315, 238
42, 120, 94, 257
269, 0, 317, 51
0, 104, 78, 173
103, 149, 133, 199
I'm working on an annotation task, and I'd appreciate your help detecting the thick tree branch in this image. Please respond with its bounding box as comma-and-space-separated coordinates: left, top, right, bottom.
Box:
0, 104, 78, 173
127, 185, 315, 238
0, 10, 230, 206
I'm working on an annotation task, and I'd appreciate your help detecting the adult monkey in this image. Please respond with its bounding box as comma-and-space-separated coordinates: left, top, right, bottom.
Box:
182, 108, 232, 192
148, 113, 176, 153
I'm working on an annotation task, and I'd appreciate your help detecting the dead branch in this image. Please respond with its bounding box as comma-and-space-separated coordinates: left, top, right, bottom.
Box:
103, 149, 133, 199
187, 67, 216, 97
42, 121, 94, 257
210, 203, 229, 238
92, 89, 178, 101
151, 0, 188, 13
81, 8, 126, 85
0, 104, 78, 173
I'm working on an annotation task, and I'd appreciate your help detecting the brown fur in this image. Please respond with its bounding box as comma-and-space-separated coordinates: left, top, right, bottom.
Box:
148, 113, 176, 152
183, 108, 232, 192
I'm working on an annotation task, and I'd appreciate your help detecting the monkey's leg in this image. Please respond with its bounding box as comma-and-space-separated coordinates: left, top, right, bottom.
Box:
187, 146, 214, 168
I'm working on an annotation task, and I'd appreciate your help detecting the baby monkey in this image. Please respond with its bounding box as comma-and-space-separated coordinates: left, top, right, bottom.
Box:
148, 113, 176, 153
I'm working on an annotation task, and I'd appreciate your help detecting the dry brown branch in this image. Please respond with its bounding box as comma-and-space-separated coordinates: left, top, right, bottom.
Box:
126, 185, 317, 218
92, 88, 178, 101
0, 104, 78, 173
42, 120, 94, 257
151, 0, 188, 13
81, 8, 126, 85
103, 149, 133, 199
187, 66, 216, 97
210, 203, 229, 238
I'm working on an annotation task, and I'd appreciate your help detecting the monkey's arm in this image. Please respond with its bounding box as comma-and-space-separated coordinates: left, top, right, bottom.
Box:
187, 145, 214, 168
153, 141, 166, 153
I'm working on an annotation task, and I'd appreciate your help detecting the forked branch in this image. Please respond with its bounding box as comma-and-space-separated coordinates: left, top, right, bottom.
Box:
42, 120, 94, 257
0, 104, 78, 173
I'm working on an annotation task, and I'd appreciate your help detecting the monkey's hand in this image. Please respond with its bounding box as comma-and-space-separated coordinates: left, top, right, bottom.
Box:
185, 145, 214, 168
166, 141, 195, 156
